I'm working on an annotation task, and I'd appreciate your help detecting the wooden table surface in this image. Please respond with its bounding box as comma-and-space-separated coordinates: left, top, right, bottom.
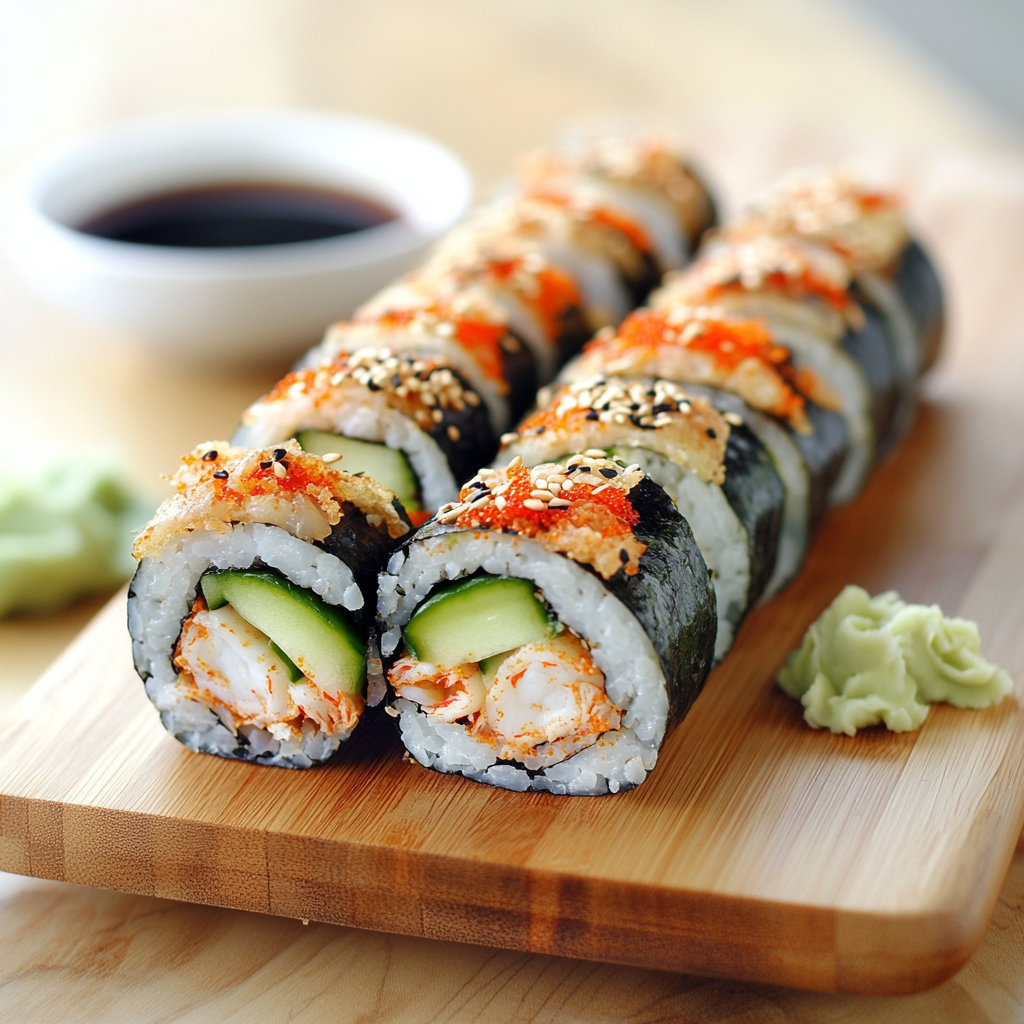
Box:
4, 1, 1024, 1019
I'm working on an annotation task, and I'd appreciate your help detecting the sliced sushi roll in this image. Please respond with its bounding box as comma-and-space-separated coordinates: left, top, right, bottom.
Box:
233, 349, 497, 523
299, 298, 536, 432
654, 232, 911, 483
560, 308, 847, 551
378, 454, 716, 795
499, 376, 782, 661
428, 185, 657, 355
128, 441, 410, 768
518, 133, 717, 263
738, 167, 944, 373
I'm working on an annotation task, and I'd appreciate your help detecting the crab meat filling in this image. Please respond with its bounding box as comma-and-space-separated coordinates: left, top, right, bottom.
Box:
390, 631, 621, 766
174, 602, 362, 742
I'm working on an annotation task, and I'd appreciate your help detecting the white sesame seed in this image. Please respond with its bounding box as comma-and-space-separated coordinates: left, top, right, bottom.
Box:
320, 452, 342, 464
508, 456, 522, 469
523, 499, 546, 511
548, 497, 571, 507
584, 449, 607, 458
724, 412, 744, 426
273, 462, 288, 478
495, 495, 507, 509
500, 433, 519, 445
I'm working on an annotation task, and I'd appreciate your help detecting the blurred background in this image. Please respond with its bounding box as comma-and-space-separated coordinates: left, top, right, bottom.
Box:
1, 0, 1023, 705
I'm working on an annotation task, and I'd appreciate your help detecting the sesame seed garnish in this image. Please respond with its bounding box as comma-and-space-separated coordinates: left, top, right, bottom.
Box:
260, 461, 273, 470
500, 432, 519, 445
273, 461, 288, 478
213, 470, 228, 480
273, 448, 287, 462
320, 452, 342, 464
202, 450, 218, 461
523, 499, 546, 511
724, 411, 744, 426
706, 428, 717, 439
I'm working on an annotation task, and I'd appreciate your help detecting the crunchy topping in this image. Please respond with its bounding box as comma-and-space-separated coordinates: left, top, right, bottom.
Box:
740, 168, 910, 271
133, 440, 409, 560
252, 348, 479, 437
571, 308, 831, 433
507, 375, 729, 484
518, 134, 711, 240
435, 454, 647, 579
661, 234, 865, 330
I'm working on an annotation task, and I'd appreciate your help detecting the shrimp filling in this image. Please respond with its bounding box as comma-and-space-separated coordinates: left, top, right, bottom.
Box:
174, 600, 363, 743
389, 631, 621, 766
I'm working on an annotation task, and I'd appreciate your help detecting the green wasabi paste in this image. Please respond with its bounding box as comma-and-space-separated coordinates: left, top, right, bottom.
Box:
0, 454, 153, 617
778, 586, 1012, 735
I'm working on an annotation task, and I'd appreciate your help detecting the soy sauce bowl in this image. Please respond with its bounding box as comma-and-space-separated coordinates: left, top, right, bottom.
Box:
2, 111, 472, 361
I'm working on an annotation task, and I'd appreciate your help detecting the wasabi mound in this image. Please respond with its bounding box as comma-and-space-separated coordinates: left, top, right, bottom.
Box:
778, 585, 1012, 735
0, 454, 153, 617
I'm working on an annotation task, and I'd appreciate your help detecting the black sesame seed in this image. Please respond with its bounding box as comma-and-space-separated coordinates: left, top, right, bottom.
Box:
566, 465, 578, 474
706, 428, 717, 439
278, 461, 289, 471
273, 448, 287, 461
260, 461, 273, 470
202, 450, 218, 461
578, 465, 592, 473
586, 410, 599, 421
653, 403, 673, 413
353, 471, 365, 477
392, 374, 401, 386
367, 382, 381, 392
213, 470, 228, 479
620, 548, 629, 563
599, 467, 617, 478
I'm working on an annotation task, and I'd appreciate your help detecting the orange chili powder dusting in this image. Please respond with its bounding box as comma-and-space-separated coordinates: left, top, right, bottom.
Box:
456, 464, 639, 537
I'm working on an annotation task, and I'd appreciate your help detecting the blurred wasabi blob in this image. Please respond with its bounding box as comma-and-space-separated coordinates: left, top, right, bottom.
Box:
0, 453, 154, 617
778, 586, 1012, 735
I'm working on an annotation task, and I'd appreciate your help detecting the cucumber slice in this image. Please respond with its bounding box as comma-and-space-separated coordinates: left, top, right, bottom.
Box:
404, 576, 555, 668
296, 430, 421, 510
200, 569, 365, 694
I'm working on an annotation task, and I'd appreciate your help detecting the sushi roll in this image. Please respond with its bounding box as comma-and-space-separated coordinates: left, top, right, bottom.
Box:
499, 376, 783, 660
233, 349, 497, 523
559, 308, 848, 596
517, 133, 717, 264
128, 441, 410, 768
737, 167, 944, 373
299, 296, 536, 432
378, 454, 716, 795
653, 233, 909, 497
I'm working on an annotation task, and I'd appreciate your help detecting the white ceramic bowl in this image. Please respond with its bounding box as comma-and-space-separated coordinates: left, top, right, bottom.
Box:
1, 110, 472, 360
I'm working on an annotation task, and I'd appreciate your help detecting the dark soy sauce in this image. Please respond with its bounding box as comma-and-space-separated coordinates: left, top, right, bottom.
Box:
79, 182, 399, 248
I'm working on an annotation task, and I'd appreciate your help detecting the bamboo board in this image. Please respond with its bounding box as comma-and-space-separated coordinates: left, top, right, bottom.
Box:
4, 159, 1024, 996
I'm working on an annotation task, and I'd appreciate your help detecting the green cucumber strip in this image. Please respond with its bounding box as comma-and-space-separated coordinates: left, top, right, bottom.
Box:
269, 640, 305, 683
479, 649, 517, 681
296, 430, 422, 510
199, 569, 365, 694
403, 576, 555, 668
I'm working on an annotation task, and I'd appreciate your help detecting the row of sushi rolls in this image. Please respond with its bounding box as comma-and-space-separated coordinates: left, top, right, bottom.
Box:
129, 133, 944, 795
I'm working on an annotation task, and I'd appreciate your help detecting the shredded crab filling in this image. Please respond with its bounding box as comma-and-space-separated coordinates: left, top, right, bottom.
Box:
174, 597, 364, 743
389, 616, 620, 766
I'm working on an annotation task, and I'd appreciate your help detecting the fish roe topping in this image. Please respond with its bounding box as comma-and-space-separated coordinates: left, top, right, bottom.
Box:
522, 186, 653, 257
133, 440, 409, 560
507, 375, 729, 485
427, 225, 585, 344
518, 134, 711, 240
436, 453, 646, 580
573, 308, 827, 434
741, 168, 910, 271
253, 348, 483, 436
664, 235, 865, 329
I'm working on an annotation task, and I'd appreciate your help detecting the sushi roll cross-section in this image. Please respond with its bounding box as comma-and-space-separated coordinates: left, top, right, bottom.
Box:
378, 454, 716, 794
128, 441, 410, 768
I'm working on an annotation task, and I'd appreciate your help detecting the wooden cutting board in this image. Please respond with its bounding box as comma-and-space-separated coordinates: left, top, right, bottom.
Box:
3, 155, 1024, 996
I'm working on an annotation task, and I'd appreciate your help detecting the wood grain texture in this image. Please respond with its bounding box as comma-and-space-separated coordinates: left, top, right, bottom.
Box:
2, 376, 1023, 995
1, 853, 1023, 1024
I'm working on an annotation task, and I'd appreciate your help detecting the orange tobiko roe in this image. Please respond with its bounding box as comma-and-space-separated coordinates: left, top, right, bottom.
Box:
525, 187, 653, 255
455, 464, 639, 539
706, 269, 853, 313
487, 257, 583, 343
210, 455, 343, 505
377, 307, 507, 384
